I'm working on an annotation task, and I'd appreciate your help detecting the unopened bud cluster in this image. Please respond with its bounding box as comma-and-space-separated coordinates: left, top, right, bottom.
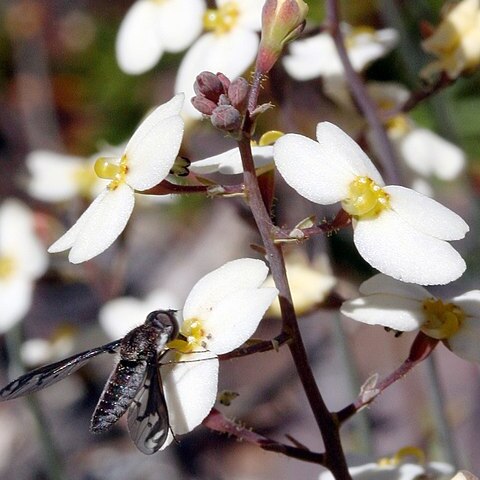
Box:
192, 71, 250, 134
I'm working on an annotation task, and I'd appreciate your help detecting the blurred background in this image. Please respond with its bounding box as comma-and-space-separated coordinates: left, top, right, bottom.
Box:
0, 0, 479, 478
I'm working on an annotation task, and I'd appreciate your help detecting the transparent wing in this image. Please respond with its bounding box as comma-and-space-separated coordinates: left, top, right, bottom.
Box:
0, 340, 121, 400
127, 360, 170, 455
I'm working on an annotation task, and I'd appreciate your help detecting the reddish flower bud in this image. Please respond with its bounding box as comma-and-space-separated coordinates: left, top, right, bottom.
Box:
211, 105, 242, 132
228, 77, 250, 113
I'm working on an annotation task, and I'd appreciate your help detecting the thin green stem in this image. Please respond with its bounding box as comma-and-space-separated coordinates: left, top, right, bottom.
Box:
5, 325, 65, 480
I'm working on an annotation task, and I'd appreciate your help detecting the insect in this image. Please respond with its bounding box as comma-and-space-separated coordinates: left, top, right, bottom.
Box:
0, 309, 179, 455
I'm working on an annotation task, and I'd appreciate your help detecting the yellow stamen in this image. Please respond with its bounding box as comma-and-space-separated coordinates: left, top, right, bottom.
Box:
203, 2, 240, 35
167, 317, 207, 354
377, 446, 426, 467
0, 255, 15, 279
72, 164, 98, 198
342, 176, 390, 219
345, 25, 376, 49
421, 298, 464, 340
94, 155, 128, 191
258, 130, 284, 146
385, 114, 411, 136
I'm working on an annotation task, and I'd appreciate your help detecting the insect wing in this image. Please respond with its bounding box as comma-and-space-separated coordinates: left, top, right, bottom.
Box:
0, 339, 121, 401
127, 361, 170, 455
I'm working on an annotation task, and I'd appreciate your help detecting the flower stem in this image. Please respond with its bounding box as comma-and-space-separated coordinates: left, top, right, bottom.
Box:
5, 324, 65, 480
235, 100, 351, 480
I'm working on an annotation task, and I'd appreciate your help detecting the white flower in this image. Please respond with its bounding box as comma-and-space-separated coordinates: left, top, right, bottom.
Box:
190, 145, 273, 175
319, 447, 454, 480
341, 273, 480, 363
263, 252, 336, 316
273, 122, 469, 285
158, 258, 278, 448
0, 199, 48, 332
116, 0, 206, 75
48, 94, 185, 264
368, 82, 465, 182
175, 0, 264, 119
283, 23, 398, 81
99, 289, 180, 339
26, 148, 121, 202
421, 0, 480, 79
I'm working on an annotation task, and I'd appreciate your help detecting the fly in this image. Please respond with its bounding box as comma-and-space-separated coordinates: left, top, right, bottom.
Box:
0, 309, 179, 455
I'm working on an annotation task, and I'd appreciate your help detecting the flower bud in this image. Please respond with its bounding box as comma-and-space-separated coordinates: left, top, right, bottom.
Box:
228, 77, 250, 113
193, 71, 225, 102
191, 95, 217, 116
211, 105, 242, 132
257, 0, 308, 74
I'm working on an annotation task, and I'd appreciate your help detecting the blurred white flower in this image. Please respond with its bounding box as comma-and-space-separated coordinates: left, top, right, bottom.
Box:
48, 94, 184, 264
158, 258, 278, 448
190, 131, 282, 175
116, 0, 206, 75
368, 82, 465, 183
0, 199, 48, 332
175, 0, 265, 119
273, 122, 469, 285
26, 148, 122, 202
421, 0, 480, 79
100, 288, 180, 339
342, 273, 480, 363
263, 252, 336, 316
283, 23, 398, 81
319, 447, 454, 479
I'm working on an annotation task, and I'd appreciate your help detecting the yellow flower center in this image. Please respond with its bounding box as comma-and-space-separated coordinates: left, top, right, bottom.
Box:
421, 298, 464, 340
94, 155, 128, 191
72, 164, 98, 198
0, 255, 15, 280
385, 114, 411, 136
203, 2, 240, 35
167, 317, 207, 353
377, 446, 426, 467
345, 25, 376, 49
258, 130, 284, 146
342, 176, 390, 219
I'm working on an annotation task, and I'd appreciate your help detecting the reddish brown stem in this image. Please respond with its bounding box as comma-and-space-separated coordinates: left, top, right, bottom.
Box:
336, 333, 438, 423
203, 409, 325, 465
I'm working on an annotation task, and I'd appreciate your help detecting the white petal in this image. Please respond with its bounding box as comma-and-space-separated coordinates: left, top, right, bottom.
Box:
315, 122, 384, 185
283, 33, 343, 80
0, 199, 48, 279
386, 186, 469, 241
161, 351, 218, 441
124, 95, 185, 191
449, 290, 480, 318
190, 145, 273, 175
0, 277, 33, 332
203, 287, 278, 354
341, 293, 424, 331
399, 128, 465, 180
274, 133, 353, 204
99, 297, 150, 339
175, 30, 259, 119
447, 317, 480, 363
349, 28, 399, 71
157, 0, 205, 52
183, 258, 270, 320
49, 185, 135, 264
353, 208, 466, 285
235, 0, 264, 30
26, 150, 83, 202
116, 0, 165, 75
359, 273, 431, 300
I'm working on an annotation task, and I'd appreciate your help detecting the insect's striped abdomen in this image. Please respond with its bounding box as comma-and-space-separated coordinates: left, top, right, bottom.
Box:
90, 360, 147, 433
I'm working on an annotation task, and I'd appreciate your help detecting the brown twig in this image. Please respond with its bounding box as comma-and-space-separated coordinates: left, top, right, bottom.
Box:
336, 332, 438, 424
203, 409, 325, 464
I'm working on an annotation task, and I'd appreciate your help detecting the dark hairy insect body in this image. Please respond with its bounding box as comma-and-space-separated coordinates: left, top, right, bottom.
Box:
0, 310, 179, 455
